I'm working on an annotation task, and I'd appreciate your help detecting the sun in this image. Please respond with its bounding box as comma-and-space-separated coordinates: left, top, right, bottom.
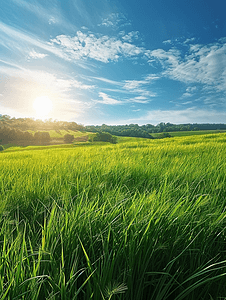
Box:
33, 96, 53, 119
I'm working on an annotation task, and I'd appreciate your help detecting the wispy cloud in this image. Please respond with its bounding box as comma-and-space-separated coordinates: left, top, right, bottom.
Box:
123, 74, 159, 91
11, 0, 64, 27
128, 96, 149, 103
28, 50, 48, 59
181, 86, 197, 98
148, 39, 226, 98
95, 92, 123, 105
122, 74, 158, 99
0, 21, 71, 61
90, 74, 157, 103
148, 48, 181, 68
121, 31, 139, 42
184, 37, 196, 44
91, 76, 123, 86
98, 13, 130, 28
180, 101, 193, 105
0, 61, 94, 92
49, 17, 57, 25
163, 39, 172, 44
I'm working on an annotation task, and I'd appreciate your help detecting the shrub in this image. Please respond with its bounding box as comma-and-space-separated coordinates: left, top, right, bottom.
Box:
34, 131, 51, 144
64, 134, 74, 143
0, 145, 4, 151
157, 132, 171, 139
91, 132, 117, 144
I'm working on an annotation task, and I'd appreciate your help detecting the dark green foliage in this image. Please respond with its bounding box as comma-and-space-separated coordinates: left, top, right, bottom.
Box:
0, 145, 4, 151
90, 132, 118, 144
86, 124, 154, 138
34, 131, 51, 144
86, 122, 226, 135
63, 133, 74, 143
156, 132, 172, 139
0, 114, 85, 131
0, 126, 34, 144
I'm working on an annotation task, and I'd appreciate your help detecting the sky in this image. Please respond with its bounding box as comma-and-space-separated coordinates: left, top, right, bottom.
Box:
0, 0, 226, 125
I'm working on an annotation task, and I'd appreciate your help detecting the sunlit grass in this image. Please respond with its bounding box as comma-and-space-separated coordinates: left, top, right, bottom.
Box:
151, 129, 226, 138
1, 133, 226, 299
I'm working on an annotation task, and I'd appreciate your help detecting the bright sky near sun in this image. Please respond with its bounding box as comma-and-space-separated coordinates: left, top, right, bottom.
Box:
0, 0, 226, 125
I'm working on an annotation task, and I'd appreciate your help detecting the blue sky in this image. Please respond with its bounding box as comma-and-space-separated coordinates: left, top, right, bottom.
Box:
0, 0, 226, 125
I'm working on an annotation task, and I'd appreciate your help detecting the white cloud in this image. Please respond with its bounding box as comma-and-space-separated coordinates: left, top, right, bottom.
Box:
49, 17, 57, 25
181, 101, 192, 105
101, 20, 114, 27
170, 44, 226, 91
128, 96, 149, 103
149, 48, 181, 68
184, 37, 196, 44
51, 31, 144, 63
98, 13, 129, 28
148, 40, 226, 96
163, 39, 172, 44
122, 74, 158, 99
121, 31, 139, 42
219, 37, 226, 43
96, 92, 123, 105
92, 76, 122, 86
181, 86, 197, 98
123, 74, 159, 91
145, 74, 160, 81
123, 80, 147, 90
28, 50, 48, 59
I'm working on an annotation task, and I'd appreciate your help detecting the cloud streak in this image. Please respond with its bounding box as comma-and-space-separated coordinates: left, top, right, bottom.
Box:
96, 92, 123, 105
28, 50, 48, 59
51, 31, 144, 63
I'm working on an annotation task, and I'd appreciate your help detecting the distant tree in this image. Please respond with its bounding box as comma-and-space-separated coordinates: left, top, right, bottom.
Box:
90, 132, 117, 144
34, 131, 51, 144
0, 145, 4, 151
22, 131, 34, 142
64, 134, 74, 143
157, 132, 171, 139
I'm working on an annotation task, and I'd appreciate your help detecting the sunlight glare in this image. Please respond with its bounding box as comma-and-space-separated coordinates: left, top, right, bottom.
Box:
33, 96, 53, 119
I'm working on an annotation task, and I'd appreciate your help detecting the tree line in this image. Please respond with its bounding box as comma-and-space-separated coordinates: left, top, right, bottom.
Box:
0, 127, 51, 144
86, 122, 226, 138
0, 115, 84, 132
1, 115, 226, 143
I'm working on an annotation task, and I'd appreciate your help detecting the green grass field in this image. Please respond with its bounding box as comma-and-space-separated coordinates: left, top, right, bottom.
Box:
1, 133, 226, 299
151, 129, 226, 138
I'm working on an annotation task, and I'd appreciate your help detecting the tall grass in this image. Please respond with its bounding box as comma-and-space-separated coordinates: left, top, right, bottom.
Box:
1, 133, 226, 299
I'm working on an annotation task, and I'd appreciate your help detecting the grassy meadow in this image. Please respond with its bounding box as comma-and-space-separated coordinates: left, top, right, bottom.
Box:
1, 133, 226, 299
151, 129, 226, 138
